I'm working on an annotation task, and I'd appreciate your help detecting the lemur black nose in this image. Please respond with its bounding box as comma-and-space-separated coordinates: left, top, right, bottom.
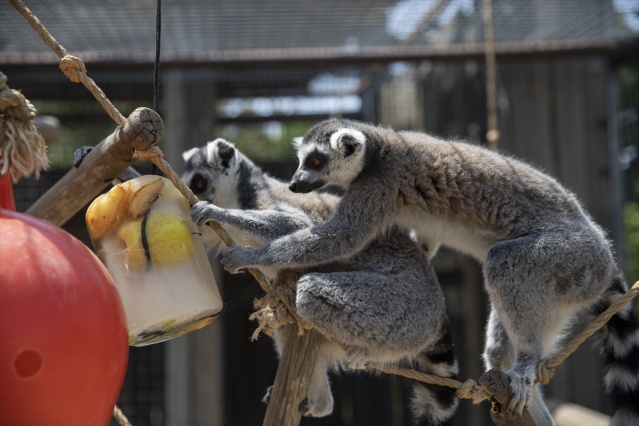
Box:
289, 182, 298, 192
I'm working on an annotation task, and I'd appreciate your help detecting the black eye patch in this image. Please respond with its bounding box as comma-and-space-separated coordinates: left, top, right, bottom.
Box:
189, 173, 209, 193
305, 151, 327, 170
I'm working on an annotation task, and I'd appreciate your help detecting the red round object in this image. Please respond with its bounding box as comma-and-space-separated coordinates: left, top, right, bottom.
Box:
0, 174, 16, 211
0, 209, 129, 426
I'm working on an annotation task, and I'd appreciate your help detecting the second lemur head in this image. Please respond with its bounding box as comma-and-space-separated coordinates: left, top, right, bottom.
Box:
181, 138, 240, 205
289, 119, 367, 193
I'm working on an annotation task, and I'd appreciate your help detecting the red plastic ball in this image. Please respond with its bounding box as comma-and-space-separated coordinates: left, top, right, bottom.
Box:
0, 209, 129, 426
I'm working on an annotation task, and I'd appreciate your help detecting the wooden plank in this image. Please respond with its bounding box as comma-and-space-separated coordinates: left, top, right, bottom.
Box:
25, 107, 163, 226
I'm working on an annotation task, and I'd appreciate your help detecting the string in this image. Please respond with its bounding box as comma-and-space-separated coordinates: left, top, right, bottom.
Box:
151, 0, 162, 175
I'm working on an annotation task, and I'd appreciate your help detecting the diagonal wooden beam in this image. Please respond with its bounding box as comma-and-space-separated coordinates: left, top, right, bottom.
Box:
26, 107, 163, 226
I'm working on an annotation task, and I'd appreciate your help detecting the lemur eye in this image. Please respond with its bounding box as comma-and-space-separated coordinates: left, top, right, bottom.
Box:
307, 156, 323, 168
190, 174, 208, 193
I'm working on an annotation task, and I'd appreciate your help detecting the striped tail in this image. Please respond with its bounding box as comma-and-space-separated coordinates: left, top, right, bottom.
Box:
591, 276, 639, 426
410, 326, 459, 425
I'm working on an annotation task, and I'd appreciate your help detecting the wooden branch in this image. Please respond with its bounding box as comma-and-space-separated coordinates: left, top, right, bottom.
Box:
262, 326, 323, 426
478, 369, 538, 426
26, 107, 163, 226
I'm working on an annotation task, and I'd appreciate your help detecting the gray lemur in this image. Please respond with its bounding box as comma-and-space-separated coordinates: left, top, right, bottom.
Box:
221, 119, 639, 425
181, 139, 459, 424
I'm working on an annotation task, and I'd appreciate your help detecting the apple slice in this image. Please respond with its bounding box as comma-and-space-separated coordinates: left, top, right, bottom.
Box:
86, 184, 128, 240
125, 176, 165, 219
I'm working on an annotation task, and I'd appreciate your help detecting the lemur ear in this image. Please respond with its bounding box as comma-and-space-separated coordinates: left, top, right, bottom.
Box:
206, 138, 235, 165
292, 137, 304, 151
217, 141, 236, 161
330, 128, 366, 157
182, 147, 200, 162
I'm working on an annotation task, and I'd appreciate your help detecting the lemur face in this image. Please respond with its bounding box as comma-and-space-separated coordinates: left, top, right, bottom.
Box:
181, 138, 238, 204
290, 120, 367, 193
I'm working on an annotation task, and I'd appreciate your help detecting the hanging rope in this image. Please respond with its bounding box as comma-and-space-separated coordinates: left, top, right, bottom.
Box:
151, 0, 162, 176
0, 72, 49, 181
153, 0, 162, 113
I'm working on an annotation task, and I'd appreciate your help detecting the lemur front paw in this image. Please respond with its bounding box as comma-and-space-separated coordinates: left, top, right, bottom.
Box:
262, 385, 274, 405
506, 372, 534, 415
221, 245, 257, 273
190, 201, 222, 225
299, 392, 334, 417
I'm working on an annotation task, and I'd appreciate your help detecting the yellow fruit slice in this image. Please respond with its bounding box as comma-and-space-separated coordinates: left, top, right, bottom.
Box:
145, 212, 194, 265
117, 219, 147, 270
125, 176, 165, 219
86, 184, 128, 240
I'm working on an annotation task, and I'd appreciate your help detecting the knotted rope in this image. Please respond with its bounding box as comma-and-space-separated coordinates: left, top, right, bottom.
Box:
9, 0, 126, 127
248, 270, 313, 340
0, 72, 49, 181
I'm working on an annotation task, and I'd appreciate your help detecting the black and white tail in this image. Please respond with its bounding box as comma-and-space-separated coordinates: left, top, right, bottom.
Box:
410, 327, 459, 425
591, 275, 639, 425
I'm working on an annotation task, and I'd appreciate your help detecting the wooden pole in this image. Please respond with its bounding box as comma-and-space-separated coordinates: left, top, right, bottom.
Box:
478, 369, 540, 426
26, 107, 163, 226
262, 326, 323, 426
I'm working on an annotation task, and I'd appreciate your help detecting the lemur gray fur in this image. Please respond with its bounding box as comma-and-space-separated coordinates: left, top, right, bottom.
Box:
181, 139, 459, 424
220, 119, 639, 425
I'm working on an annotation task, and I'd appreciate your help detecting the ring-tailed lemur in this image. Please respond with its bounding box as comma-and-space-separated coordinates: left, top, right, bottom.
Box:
181, 139, 459, 424
220, 119, 639, 425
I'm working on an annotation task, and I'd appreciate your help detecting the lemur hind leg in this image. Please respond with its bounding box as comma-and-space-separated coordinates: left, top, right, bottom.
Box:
483, 226, 613, 416
483, 306, 515, 372
483, 305, 555, 425
296, 268, 446, 366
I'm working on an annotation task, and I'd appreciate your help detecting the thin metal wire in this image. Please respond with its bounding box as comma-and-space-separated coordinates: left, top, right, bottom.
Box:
152, 0, 161, 176
154, 0, 161, 113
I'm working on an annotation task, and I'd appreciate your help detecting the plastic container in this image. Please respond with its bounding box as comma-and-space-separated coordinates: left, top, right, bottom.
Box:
86, 175, 223, 346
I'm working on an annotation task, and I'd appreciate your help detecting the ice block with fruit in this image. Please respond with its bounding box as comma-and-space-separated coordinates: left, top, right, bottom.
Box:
86, 175, 223, 346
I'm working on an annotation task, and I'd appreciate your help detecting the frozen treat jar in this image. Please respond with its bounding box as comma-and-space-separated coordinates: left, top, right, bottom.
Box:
86, 175, 223, 346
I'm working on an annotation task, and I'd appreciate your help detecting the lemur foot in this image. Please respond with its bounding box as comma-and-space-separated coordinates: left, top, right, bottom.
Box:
299, 392, 334, 417
262, 385, 273, 405
221, 245, 257, 273
506, 371, 534, 415
73, 146, 94, 167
